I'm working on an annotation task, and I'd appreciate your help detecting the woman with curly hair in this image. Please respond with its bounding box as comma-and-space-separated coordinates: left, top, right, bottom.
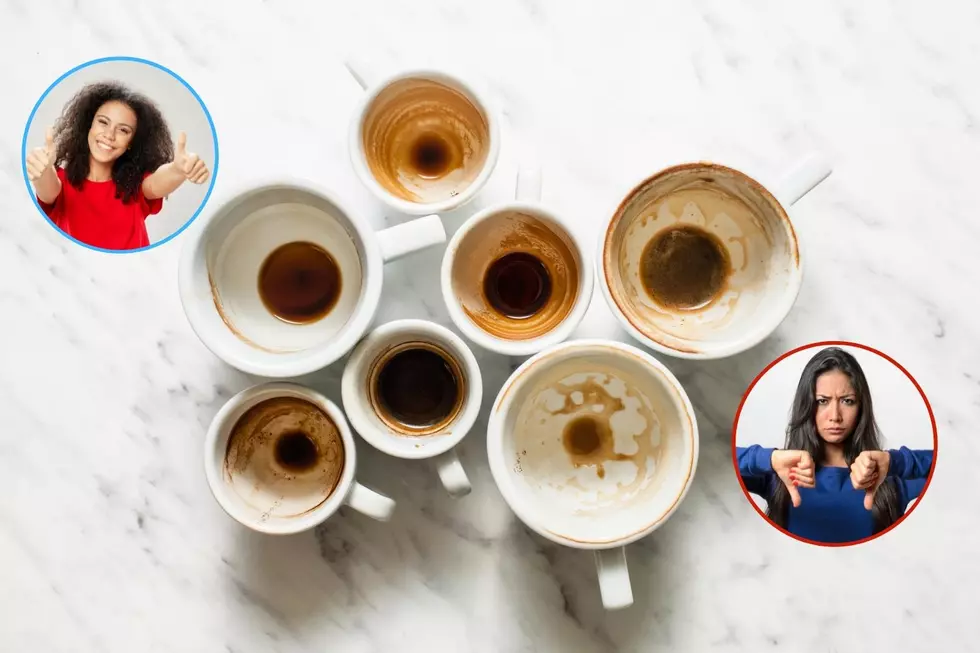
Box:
736, 347, 933, 544
26, 81, 210, 251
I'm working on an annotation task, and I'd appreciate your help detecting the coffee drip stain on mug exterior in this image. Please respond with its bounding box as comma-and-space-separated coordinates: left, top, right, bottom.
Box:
258, 241, 342, 324
362, 78, 489, 204
603, 163, 800, 354
369, 341, 465, 436
224, 396, 345, 519
453, 211, 579, 340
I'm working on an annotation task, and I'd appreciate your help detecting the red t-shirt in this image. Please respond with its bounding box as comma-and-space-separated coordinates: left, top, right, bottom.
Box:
38, 167, 163, 250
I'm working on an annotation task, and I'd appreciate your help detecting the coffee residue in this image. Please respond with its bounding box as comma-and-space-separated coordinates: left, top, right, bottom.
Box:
639, 224, 731, 310
483, 251, 553, 319
258, 241, 341, 324
370, 341, 466, 436
274, 431, 320, 473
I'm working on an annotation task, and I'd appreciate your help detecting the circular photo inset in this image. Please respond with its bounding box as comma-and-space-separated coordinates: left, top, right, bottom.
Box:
733, 342, 936, 546
22, 57, 217, 252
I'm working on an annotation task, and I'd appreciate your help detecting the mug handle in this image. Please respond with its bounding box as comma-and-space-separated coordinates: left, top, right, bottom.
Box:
434, 449, 472, 498
376, 215, 447, 262
345, 481, 396, 521
595, 546, 634, 610
774, 152, 832, 207
516, 165, 543, 202
343, 55, 376, 91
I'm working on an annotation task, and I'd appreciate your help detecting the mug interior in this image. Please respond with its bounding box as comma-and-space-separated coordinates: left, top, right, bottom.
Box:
360, 74, 491, 205
343, 321, 481, 459
203, 185, 367, 357
603, 164, 800, 357
447, 206, 584, 347
206, 384, 356, 535
489, 342, 697, 546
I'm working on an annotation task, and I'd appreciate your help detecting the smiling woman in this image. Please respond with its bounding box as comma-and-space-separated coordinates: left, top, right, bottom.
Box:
26, 80, 210, 251
733, 344, 936, 546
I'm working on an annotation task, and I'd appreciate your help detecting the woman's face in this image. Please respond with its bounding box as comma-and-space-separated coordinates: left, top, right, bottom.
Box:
88, 100, 137, 164
814, 370, 859, 443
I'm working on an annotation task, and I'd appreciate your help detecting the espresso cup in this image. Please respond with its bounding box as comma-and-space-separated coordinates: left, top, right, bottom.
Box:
441, 167, 594, 356
487, 339, 699, 610
178, 178, 446, 377
348, 65, 500, 215
598, 154, 831, 360
342, 319, 482, 497
204, 382, 395, 534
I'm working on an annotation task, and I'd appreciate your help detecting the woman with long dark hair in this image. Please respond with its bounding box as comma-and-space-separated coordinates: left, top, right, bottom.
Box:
737, 347, 933, 543
26, 81, 210, 250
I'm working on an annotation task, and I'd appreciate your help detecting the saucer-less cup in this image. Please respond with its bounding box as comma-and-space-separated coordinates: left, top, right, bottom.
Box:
342, 319, 482, 497
487, 340, 698, 610
204, 382, 395, 534
599, 154, 832, 359
441, 167, 594, 356
179, 179, 446, 377
347, 65, 501, 215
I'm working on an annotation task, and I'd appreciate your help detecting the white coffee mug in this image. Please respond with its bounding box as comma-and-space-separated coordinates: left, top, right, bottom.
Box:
598, 154, 832, 359
347, 64, 501, 216
178, 178, 446, 377
441, 167, 594, 356
487, 339, 699, 610
342, 319, 482, 497
204, 382, 395, 534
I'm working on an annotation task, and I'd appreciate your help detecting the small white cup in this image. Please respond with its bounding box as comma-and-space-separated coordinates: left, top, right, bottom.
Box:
342, 319, 482, 497
598, 154, 832, 359
441, 167, 594, 356
347, 64, 501, 216
487, 339, 699, 610
179, 178, 446, 377
204, 382, 395, 534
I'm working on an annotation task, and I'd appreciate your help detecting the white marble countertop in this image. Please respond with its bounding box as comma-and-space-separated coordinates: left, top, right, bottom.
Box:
2, 1, 979, 651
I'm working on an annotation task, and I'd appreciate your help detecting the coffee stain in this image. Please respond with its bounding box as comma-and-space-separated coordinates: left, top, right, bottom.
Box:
454, 212, 579, 340
639, 224, 732, 311
366, 340, 466, 436
225, 397, 345, 518
208, 270, 281, 354
362, 78, 489, 203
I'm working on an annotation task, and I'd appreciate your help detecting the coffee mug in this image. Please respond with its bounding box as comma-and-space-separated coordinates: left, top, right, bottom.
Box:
441, 167, 594, 356
342, 319, 482, 497
598, 154, 832, 359
178, 178, 446, 377
487, 339, 699, 610
204, 382, 395, 534
347, 64, 501, 215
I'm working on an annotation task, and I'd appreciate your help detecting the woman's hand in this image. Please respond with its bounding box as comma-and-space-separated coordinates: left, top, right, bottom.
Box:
26, 127, 62, 204
850, 450, 890, 510
173, 131, 210, 184
771, 449, 816, 508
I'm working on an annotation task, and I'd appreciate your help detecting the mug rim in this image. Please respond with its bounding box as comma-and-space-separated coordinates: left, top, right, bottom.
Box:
486, 338, 700, 549
440, 200, 595, 356
178, 176, 385, 378
204, 382, 358, 535
348, 67, 501, 216
597, 161, 804, 360
342, 318, 483, 459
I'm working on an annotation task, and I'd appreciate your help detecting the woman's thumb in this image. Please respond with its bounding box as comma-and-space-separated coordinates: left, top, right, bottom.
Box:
788, 482, 802, 508
45, 127, 54, 152
176, 131, 187, 153
864, 487, 875, 511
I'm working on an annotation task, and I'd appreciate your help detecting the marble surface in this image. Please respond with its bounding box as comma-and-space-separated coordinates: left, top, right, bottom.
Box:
1, 1, 978, 651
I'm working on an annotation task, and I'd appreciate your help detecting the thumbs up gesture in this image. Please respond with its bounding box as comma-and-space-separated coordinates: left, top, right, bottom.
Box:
850, 450, 890, 510
771, 449, 816, 508
173, 131, 210, 184
26, 127, 58, 181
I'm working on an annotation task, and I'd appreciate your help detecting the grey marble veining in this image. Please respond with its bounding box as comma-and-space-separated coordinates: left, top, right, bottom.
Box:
1, 1, 978, 651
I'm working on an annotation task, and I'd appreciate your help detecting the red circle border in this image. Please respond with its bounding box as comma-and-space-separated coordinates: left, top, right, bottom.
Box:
730, 340, 939, 547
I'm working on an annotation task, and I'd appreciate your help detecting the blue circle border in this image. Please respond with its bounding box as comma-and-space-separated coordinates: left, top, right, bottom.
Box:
21, 56, 219, 254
